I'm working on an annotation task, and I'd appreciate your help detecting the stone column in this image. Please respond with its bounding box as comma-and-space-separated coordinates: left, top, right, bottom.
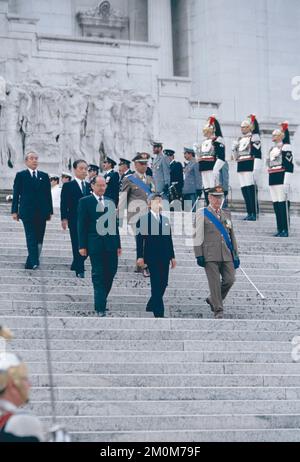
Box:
148, 0, 174, 77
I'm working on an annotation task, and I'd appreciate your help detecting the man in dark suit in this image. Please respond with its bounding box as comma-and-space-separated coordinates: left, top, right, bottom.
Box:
11, 152, 53, 269
136, 194, 176, 318
60, 159, 90, 278
164, 149, 184, 201
103, 157, 120, 206
78, 176, 122, 316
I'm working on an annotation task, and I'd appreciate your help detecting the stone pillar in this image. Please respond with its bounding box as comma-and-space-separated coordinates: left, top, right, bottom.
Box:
0, 0, 9, 33
148, 0, 173, 77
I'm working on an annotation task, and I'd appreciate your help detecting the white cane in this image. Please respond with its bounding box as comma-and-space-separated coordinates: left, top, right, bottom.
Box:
239, 266, 266, 300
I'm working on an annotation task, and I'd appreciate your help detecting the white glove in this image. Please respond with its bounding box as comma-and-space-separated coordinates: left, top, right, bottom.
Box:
231, 140, 239, 151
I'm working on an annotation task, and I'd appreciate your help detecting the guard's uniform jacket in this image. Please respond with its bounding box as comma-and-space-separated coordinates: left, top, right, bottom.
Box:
233, 132, 262, 172
197, 136, 225, 172
0, 400, 45, 442
267, 142, 294, 186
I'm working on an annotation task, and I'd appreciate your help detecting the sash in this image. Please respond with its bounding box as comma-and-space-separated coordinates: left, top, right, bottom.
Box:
204, 208, 239, 268
127, 175, 152, 197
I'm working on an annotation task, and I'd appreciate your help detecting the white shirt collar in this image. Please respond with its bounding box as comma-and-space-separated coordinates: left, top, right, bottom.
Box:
93, 192, 104, 202
74, 177, 85, 188
105, 169, 113, 174
150, 210, 160, 221
28, 168, 37, 176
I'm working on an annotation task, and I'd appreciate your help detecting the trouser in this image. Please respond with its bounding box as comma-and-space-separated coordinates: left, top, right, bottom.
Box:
90, 250, 118, 313
270, 185, 289, 234
202, 170, 215, 206
22, 213, 47, 268
147, 259, 170, 318
205, 261, 236, 314
69, 221, 86, 273
182, 193, 197, 212
238, 171, 258, 217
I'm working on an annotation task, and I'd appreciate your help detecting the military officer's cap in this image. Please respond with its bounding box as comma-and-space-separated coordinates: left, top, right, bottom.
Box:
132, 152, 150, 163
151, 141, 163, 148
163, 149, 175, 156
61, 171, 72, 179
88, 164, 99, 173
49, 174, 59, 181
208, 185, 224, 196
184, 147, 195, 156
104, 157, 117, 167
119, 158, 131, 167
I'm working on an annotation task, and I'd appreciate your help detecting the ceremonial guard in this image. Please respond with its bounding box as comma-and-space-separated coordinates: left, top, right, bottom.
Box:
151, 141, 170, 198
103, 157, 120, 206
266, 122, 294, 237
164, 149, 184, 204
194, 186, 239, 319
136, 194, 176, 318
0, 329, 69, 442
49, 174, 61, 209
118, 158, 134, 191
119, 152, 155, 277
182, 147, 202, 211
194, 116, 226, 205
232, 114, 262, 220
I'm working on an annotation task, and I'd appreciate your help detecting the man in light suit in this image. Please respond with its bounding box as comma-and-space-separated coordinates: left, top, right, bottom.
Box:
78, 176, 122, 316
60, 159, 90, 278
182, 147, 202, 211
11, 152, 53, 269
194, 186, 239, 319
151, 141, 170, 198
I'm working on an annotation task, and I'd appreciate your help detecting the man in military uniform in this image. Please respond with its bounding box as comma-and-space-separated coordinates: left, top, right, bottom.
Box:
61, 172, 72, 184
232, 115, 262, 220
119, 152, 155, 276
219, 161, 230, 208
118, 158, 134, 191
164, 149, 184, 205
182, 147, 202, 211
151, 141, 170, 198
86, 164, 99, 184
194, 186, 239, 319
103, 157, 120, 206
267, 121, 294, 237
194, 116, 226, 205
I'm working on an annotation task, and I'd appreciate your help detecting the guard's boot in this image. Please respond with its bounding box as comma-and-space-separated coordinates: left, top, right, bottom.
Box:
241, 186, 252, 220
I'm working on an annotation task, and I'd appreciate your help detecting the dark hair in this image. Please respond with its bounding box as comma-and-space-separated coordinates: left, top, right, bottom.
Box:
73, 159, 87, 170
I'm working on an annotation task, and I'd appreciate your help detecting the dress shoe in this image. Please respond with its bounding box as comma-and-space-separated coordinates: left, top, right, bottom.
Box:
277, 230, 288, 237
214, 311, 224, 319
205, 297, 214, 313
143, 268, 150, 278
76, 272, 85, 278
96, 311, 106, 317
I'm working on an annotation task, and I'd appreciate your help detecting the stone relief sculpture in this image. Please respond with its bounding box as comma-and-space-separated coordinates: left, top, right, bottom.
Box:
0, 74, 155, 183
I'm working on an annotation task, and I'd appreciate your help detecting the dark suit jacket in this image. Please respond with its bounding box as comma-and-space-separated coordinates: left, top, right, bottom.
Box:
104, 170, 120, 205
60, 179, 90, 223
170, 160, 184, 192
136, 212, 175, 264
11, 169, 53, 220
77, 195, 121, 254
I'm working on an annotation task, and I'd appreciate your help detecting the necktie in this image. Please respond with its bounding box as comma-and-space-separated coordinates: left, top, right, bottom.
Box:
98, 196, 104, 211
33, 171, 37, 179
81, 181, 85, 195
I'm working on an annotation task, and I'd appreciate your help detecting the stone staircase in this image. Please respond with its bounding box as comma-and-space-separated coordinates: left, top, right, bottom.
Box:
0, 203, 300, 442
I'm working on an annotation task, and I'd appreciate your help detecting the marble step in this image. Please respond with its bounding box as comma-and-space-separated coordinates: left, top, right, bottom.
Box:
68, 428, 300, 442
27, 399, 300, 417
37, 414, 300, 432
24, 386, 300, 401
27, 373, 300, 388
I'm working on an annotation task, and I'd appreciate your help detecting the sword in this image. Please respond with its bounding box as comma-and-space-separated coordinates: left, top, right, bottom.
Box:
285, 185, 291, 236
239, 266, 266, 300
254, 181, 259, 220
